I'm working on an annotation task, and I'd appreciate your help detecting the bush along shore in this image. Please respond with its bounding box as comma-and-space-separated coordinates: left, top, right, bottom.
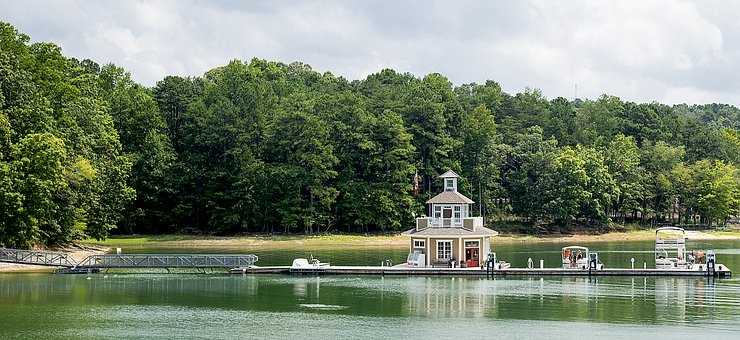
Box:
1, 21, 739, 249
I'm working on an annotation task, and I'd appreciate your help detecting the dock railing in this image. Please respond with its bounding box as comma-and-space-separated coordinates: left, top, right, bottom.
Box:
416, 217, 482, 231
0, 248, 78, 267
73, 254, 259, 269
1, 248, 259, 270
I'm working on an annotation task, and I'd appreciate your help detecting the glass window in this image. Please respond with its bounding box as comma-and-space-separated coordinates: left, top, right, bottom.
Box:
465, 241, 479, 248
445, 179, 454, 191
437, 241, 452, 260
413, 240, 425, 248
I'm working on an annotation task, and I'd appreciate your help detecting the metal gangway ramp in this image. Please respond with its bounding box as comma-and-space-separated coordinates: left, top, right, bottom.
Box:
0, 248, 258, 272
0, 248, 78, 267
74, 254, 259, 269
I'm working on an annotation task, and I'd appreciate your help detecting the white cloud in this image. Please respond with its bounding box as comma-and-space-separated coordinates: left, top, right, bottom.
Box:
1, 0, 738, 105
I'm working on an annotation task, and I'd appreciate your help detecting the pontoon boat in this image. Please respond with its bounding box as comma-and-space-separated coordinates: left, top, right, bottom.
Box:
655, 227, 688, 269
562, 246, 603, 270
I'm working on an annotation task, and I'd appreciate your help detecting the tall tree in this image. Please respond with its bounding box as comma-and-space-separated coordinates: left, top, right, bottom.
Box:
0, 22, 133, 246
640, 141, 685, 224
460, 105, 501, 219
603, 134, 644, 222
99, 64, 177, 233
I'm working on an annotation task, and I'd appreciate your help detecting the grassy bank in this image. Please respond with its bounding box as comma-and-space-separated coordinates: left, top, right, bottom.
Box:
84, 229, 740, 250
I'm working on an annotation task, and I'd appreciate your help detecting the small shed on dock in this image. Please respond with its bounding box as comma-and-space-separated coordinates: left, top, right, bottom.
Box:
403, 170, 498, 268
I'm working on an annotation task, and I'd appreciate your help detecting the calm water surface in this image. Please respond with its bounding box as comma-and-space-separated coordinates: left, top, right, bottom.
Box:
120, 239, 740, 269
1, 240, 739, 339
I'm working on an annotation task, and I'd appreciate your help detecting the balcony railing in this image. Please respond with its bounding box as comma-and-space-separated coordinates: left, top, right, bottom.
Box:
416, 217, 483, 231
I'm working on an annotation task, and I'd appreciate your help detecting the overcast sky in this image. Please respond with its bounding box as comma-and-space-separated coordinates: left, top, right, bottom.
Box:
2, 0, 739, 105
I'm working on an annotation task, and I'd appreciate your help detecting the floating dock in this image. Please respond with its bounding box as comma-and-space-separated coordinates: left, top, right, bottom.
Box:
2, 247, 731, 278
230, 265, 732, 278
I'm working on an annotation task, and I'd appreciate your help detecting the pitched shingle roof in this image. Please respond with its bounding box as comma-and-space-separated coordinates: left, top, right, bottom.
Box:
426, 191, 474, 204
439, 170, 460, 178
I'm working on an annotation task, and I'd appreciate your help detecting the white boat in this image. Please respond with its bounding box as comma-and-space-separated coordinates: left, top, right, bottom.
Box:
291, 256, 330, 269
562, 246, 603, 270
655, 227, 688, 269
653, 227, 733, 274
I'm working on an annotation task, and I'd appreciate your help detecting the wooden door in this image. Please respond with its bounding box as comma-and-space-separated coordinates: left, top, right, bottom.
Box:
465, 247, 479, 267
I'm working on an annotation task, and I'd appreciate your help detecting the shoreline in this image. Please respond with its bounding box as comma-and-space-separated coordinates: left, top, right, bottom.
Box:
2, 229, 738, 273
82, 229, 740, 249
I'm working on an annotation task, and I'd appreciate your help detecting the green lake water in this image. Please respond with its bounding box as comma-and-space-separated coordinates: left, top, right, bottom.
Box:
1, 240, 739, 339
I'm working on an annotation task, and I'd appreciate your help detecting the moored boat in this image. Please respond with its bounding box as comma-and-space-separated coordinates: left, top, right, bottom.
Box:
655, 227, 688, 269
561, 246, 603, 270
654, 227, 730, 274
291, 256, 330, 270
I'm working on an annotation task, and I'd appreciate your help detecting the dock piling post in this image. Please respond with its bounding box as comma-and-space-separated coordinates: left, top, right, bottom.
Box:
631, 258, 635, 269
643, 262, 647, 269
540, 259, 544, 269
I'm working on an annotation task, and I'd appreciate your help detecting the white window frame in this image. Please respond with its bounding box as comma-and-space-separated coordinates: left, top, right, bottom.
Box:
437, 240, 453, 260
445, 178, 455, 191
413, 240, 425, 248
433, 205, 442, 218
453, 205, 461, 224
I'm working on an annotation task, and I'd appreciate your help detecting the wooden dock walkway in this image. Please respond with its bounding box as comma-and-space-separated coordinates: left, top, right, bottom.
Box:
230, 265, 731, 278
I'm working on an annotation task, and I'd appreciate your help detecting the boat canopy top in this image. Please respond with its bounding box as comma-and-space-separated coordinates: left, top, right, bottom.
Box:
655, 226, 686, 234
656, 227, 686, 247
562, 246, 589, 252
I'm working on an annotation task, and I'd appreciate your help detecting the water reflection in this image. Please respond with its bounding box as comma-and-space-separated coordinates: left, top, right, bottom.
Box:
394, 275, 734, 326
405, 277, 490, 317
654, 277, 719, 323
0, 274, 738, 335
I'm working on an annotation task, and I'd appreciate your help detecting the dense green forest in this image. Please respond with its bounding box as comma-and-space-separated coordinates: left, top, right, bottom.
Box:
1, 22, 739, 247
